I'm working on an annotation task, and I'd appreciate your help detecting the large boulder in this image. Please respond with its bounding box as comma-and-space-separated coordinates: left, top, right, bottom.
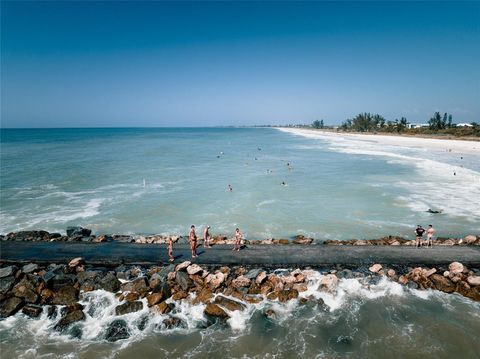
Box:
255, 271, 267, 285
0, 266, 18, 278
66, 226, 91, 238
467, 276, 480, 287
0, 296, 24, 318
244, 268, 263, 280
0, 276, 16, 295
448, 262, 464, 274
231, 276, 251, 288
22, 304, 43, 318
186, 264, 203, 276
175, 271, 194, 292
293, 235, 314, 245
213, 295, 247, 311
277, 289, 299, 303
99, 272, 121, 292
68, 257, 84, 268
464, 235, 477, 244
175, 261, 191, 272
48, 274, 76, 291
115, 301, 143, 315
430, 274, 456, 293
204, 303, 229, 319
121, 277, 148, 294
54, 310, 85, 331
369, 264, 383, 273
151, 301, 172, 315
12, 278, 38, 303
147, 292, 166, 307
22, 263, 39, 274
318, 274, 338, 293
105, 319, 130, 342
52, 286, 79, 306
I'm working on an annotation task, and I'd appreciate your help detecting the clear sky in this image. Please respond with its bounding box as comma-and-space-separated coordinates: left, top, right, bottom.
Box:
1, 1, 479, 128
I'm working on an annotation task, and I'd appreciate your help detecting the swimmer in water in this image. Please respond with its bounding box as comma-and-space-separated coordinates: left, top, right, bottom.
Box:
227, 184, 233, 191
427, 209, 443, 214
281, 181, 286, 186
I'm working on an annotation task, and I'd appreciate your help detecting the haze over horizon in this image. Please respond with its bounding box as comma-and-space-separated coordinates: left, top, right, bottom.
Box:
1, 1, 479, 128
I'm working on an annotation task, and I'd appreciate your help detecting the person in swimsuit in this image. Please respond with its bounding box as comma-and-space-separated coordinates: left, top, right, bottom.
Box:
415, 225, 425, 248
189, 225, 197, 258
426, 225, 435, 247
228, 184, 233, 191
203, 225, 211, 248
233, 228, 243, 251
168, 237, 174, 262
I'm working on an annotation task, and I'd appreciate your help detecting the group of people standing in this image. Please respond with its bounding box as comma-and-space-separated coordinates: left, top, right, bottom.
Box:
414, 224, 435, 248
167, 225, 243, 261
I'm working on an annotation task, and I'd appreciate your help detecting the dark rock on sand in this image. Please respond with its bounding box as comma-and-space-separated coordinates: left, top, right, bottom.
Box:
22, 304, 43, 318
0, 296, 24, 318
105, 319, 130, 342
115, 301, 143, 315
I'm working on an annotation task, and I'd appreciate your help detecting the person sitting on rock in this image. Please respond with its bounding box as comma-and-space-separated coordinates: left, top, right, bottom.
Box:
203, 225, 211, 248
168, 237, 174, 262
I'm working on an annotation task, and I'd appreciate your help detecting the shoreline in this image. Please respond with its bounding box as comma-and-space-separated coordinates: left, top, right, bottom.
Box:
276, 127, 480, 154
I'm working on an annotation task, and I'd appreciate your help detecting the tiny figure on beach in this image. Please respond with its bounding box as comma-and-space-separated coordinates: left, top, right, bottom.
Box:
227, 184, 233, 192
281, 181, 286, 186
189, 225, 198, 258
168, 237, 174, 262
415, 225, 425, 248
426, 209, 443, 214
426, 224, 435, 247
233, 228, 243, 251
203, 225, 211, 248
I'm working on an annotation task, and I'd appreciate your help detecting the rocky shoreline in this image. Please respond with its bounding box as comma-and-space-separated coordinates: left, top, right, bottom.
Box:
1, 227, 479, 246
1, 256, 479, 341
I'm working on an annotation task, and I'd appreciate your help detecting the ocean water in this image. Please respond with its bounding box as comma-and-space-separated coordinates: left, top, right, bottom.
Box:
1, 273, 479, 358
1, 128, 480, 358
1, 127, 479, 239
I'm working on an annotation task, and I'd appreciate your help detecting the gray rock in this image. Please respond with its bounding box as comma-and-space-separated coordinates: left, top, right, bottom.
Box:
22, 263, 39, 274
49, 274, 75, 290
54, 310, 85, 331
50, 233, 62, 239
337, 269, 354, 279
115, 301, 143, 315
0, 265, 18, 278
0, 276, 16, 294
77, 271, 100, 284
175, 271, 194, 291
22, 304, 43, 318
105, 319, 130, 342
244, 268, 263, 280
66, 226, 91, 238
0, 296, 24, 318
157, 265, 175, 282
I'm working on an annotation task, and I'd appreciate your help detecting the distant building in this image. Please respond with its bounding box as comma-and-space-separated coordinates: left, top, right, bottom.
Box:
455, 123, 473, 127
407, 123, 429, 129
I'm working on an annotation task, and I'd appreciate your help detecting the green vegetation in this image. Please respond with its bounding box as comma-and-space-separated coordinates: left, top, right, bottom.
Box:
336, 112, 479, 137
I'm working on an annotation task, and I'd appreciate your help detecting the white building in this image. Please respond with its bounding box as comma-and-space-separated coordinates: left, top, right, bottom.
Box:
407, 123, 429, 129
455, 123, 473, 127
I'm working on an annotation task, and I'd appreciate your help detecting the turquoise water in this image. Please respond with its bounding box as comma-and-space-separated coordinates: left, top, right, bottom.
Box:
1, 127, 479, 239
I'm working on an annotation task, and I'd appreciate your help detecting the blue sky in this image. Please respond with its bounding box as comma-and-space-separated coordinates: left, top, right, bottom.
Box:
1, 1, 479, 127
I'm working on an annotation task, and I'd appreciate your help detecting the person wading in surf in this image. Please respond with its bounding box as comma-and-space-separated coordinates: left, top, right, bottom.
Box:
189, 225, 198, 258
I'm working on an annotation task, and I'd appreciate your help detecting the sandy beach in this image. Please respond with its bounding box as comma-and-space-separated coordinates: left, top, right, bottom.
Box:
277, 127, 480, 155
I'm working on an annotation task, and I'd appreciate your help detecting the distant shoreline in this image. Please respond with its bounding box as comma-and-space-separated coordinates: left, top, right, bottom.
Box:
275, 126, 480, 142
276, 127, 480, 155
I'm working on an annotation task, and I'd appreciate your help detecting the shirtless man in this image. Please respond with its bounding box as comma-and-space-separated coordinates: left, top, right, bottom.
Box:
189, 225, 197, 258
426, 225, 435, 247
203, 225, 211, 248
233, 228, 243, 251
415, 225, 425, 248
167, 237, 174, 262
